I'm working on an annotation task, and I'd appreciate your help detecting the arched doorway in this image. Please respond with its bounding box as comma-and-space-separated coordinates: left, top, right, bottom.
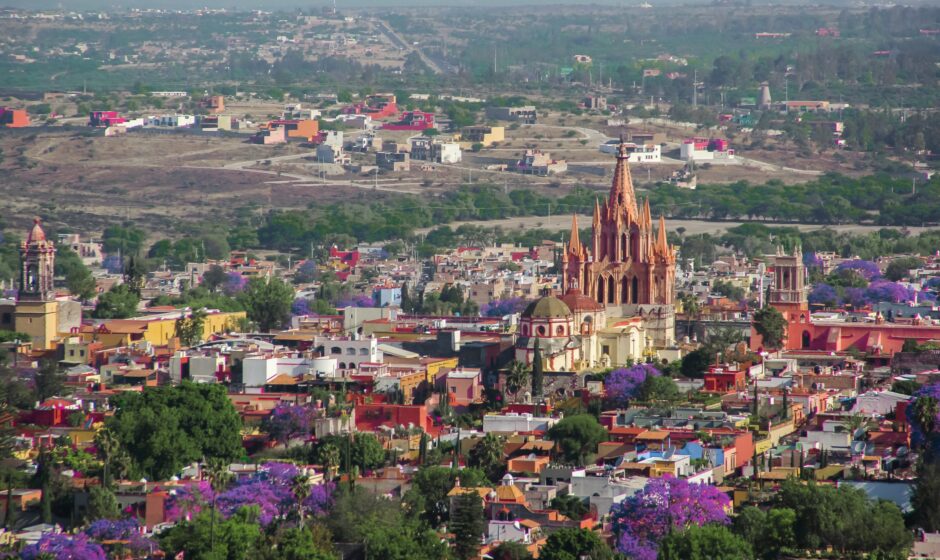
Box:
596, 276, 605, 304
631, 277, 639, 304
607, 276, 615, 304
620, 277, 628, 303
802, 330, 811, 349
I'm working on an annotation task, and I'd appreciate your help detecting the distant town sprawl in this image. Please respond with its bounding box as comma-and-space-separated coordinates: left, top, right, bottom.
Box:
1, 2, 940, 559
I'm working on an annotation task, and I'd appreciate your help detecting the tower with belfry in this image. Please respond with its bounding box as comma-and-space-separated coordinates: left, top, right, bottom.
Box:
10, 218, 60, 350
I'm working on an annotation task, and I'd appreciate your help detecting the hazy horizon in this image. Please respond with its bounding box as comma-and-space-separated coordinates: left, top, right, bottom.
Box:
0, 0, 839, 10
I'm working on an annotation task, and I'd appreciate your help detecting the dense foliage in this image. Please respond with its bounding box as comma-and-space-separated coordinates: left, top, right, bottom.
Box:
107, 382, 243, 479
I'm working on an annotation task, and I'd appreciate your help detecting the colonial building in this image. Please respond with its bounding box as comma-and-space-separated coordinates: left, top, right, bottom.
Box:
0, 219, 80, 350
754, 247, 940, 355
562, 142, 676, 307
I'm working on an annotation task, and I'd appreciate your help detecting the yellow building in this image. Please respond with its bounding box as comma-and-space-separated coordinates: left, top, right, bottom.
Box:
457, 125, 505, 147
81, 309, 246, 348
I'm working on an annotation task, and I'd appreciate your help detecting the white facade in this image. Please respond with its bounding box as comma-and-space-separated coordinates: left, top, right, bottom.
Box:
436, 142, 462, 164
189, 355, 223, 383
242, 355, 278, 387
851, 390, 910, 416
314, 336, 383, 370
482, 412, 558, 434
679, 142, 735, 161
146, 114, 196, 128
798, 429, 852, 451
599, 141, 661, 163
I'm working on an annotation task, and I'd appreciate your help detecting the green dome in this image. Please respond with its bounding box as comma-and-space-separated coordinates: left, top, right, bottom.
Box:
522, 296, 572, 319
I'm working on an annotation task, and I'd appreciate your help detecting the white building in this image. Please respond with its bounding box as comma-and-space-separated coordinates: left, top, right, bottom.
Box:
482, 412, 558, 434
679, 138, 735, 161
314, 336, 383, 370
146, 114, 196, 128
599, 140, 661, 163
435, 142, 462, 164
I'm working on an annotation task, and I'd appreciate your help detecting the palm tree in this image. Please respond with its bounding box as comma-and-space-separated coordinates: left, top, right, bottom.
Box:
292, 472, 311, 524
505, 361, 531, 403
94, 428, 119, 488
844, 412, 869, 440
204, 457, 233, 553
319, 443, 341, 478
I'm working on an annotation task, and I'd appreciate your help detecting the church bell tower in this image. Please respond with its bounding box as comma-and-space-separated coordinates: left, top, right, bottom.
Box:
14, 218, 59, 350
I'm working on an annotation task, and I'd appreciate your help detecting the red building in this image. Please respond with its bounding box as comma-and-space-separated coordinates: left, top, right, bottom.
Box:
753, 248, 940, 356
703, 366, 747, 393
343, 94, 398, 119
89, 111, 125, 127
355, 402, 429, 433
382, 111, 435, 131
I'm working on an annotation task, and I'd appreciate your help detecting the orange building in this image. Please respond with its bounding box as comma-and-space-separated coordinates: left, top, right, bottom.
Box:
0, 108, 29, 128
267, 119, 319, 141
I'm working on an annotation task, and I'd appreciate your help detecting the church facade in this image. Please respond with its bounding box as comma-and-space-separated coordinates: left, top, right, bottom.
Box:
562, 142, 676, 306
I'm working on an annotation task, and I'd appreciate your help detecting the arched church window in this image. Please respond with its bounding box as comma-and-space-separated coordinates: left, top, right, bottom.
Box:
556, 325, 565, 336
537, 325, 546, 336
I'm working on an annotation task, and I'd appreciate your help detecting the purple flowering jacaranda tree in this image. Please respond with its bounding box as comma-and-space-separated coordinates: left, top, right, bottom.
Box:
611, 476, 731, 560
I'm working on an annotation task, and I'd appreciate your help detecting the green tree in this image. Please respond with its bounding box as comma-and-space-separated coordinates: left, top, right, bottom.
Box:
505, 361, 531, 403
206, 456, 234, 555
733, 506, 796, 560
546, 414, 608, 466
202, 265, 228, 292
488, 541, 532, 560
94, 427, 130, 487
531, 339, 544, 400
754, 306, 787, 350
884, 256, 921, 281
450, 491, 484, 560
33, 359, 65, 401
160, 506, 262, 560
680, 348, 711, 379
66, 267, 97, 300
238, 277, 294, 332
176, 309, 207, 347
272, 526, 338, 560
912, 460, 940, 532
637, 375, 680, 403
107, 383, 243, 480
539, 528, 613, 560
92, 284, 140, 319
85, 485, 120, 522
659, 524, 751, 560
550, 493, 588, 520
123, 255, 147, 297
467, 433, 504, 483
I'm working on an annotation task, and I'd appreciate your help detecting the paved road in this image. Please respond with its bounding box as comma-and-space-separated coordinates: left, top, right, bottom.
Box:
376, 20, 444, 75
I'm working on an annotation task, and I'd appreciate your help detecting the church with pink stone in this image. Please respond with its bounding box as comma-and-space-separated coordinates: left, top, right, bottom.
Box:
513, 143, 680, 374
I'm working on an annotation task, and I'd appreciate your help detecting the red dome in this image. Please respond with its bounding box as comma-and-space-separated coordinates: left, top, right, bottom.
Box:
560, 288, 603, 312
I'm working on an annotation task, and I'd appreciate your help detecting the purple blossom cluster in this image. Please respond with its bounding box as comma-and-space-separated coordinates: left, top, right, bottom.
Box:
263, 403, 317, 444
803, 251, 824, 270
907, 383, 940, 448
223, 272, 247, 296
836, 260, 882, 281
20, 533, 106, 560
605, 364, 661, 408
481, 297, 529, 318
611, 476, 731, 560
166, 462, 334, 528
810, 280, 925, 308
292, 298, 312, 316
84, 518, 156, 553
